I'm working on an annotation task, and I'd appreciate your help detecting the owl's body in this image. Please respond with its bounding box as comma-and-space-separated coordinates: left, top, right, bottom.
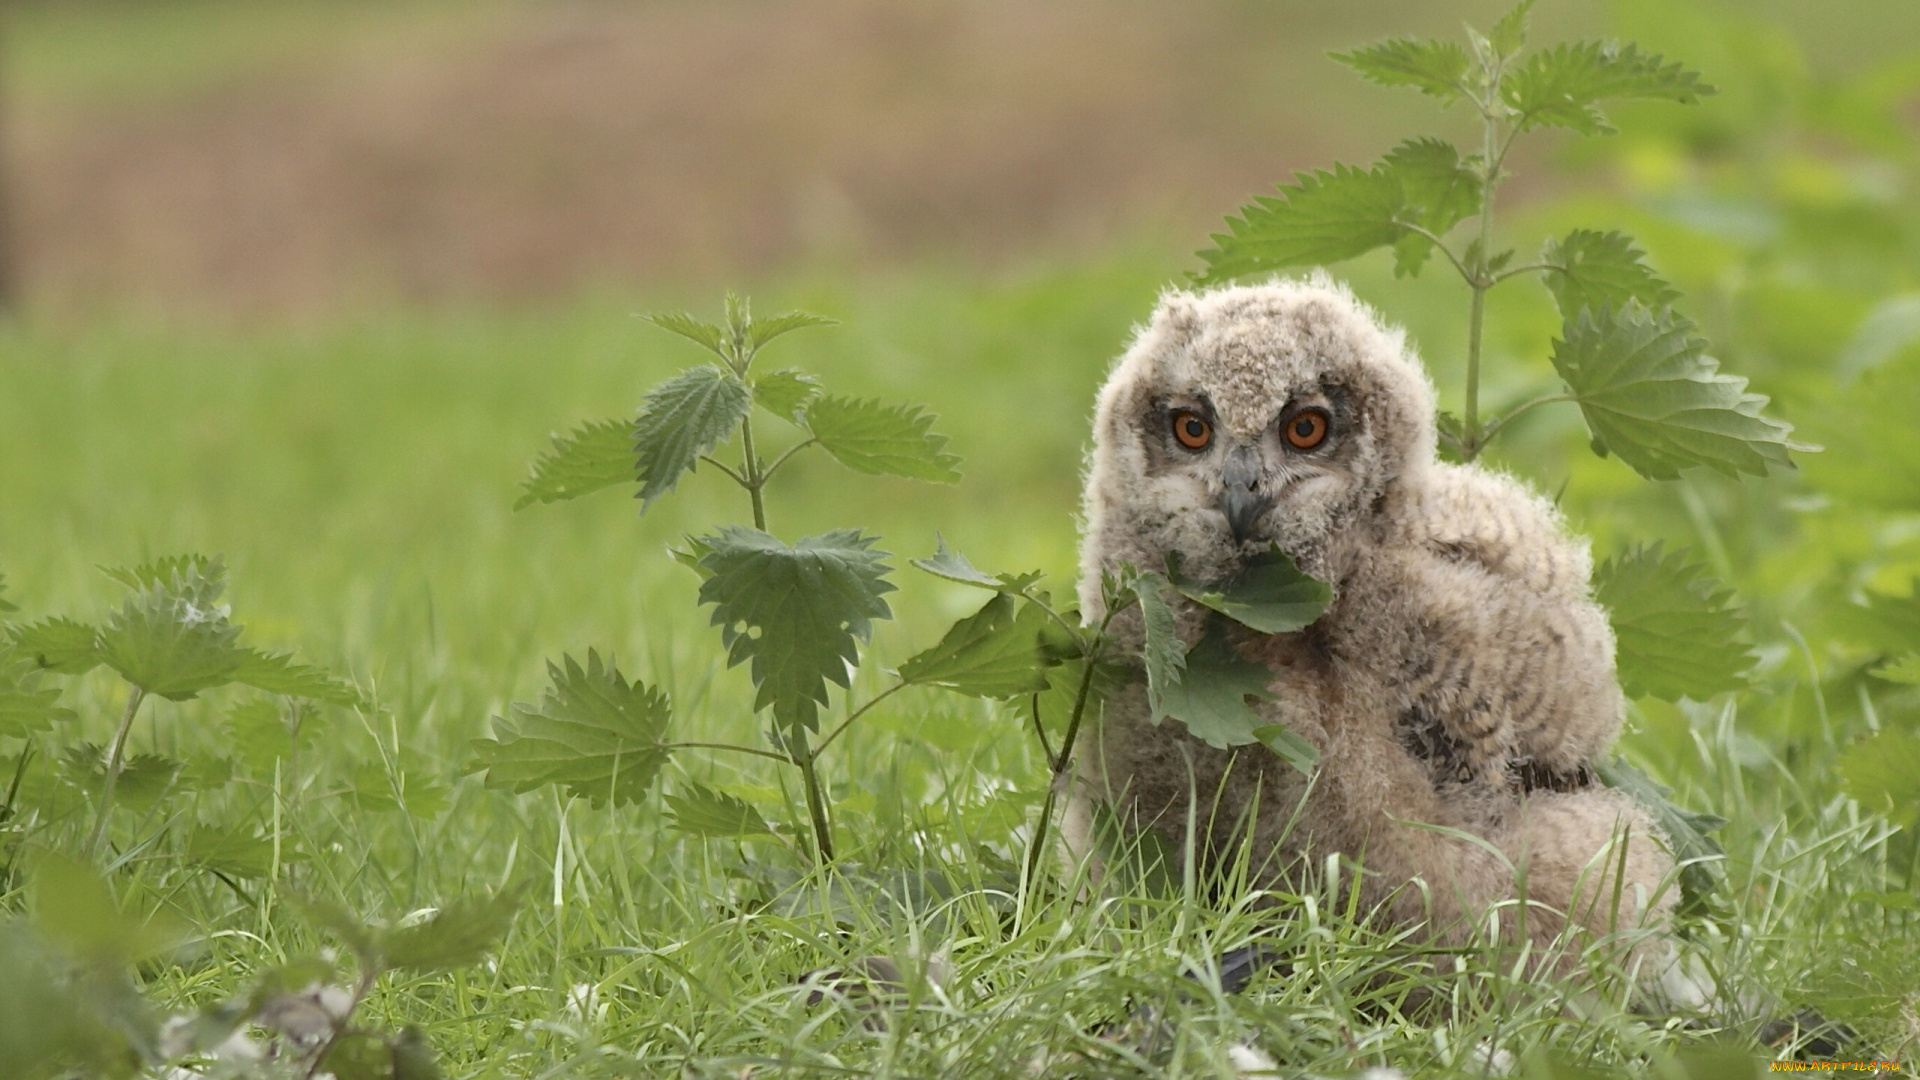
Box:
1071, 278, 1671, 952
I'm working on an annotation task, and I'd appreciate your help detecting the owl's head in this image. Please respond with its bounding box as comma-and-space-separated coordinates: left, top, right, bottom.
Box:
1082, 276, 1437, 586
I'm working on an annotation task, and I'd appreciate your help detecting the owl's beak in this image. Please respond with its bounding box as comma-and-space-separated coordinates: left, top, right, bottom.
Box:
1219, 444, 1273, 545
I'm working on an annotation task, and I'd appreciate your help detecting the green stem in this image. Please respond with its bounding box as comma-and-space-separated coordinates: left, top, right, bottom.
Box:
814, 681, 908, 754
739, 413, 767, 532
791, 730, 835, 865
1021, 607, 1118, 896
87, 685, 147, 859
1462, 82, 1507, 461
759, 438, 819, 484
661, 740, 793, 764
1477, 393, 1573, 445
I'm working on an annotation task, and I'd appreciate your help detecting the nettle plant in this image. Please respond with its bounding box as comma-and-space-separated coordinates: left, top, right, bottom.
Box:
1194, 1, 1804, 908
486, 296, 1332, 876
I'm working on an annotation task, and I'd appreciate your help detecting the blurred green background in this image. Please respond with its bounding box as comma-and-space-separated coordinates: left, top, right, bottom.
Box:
3, 0, 1920, 1065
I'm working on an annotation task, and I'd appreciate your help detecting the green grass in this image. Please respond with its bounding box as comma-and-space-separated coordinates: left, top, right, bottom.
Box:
1, 246, 1914, 1076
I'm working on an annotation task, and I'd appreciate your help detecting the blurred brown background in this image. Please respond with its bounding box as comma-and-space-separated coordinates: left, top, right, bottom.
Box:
5, 0, 1912, 321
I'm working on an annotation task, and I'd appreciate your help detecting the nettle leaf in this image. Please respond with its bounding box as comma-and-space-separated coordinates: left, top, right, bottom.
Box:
752, 368, 823, 422
1132, 572, 1186, 721
383, 888, 524, 973
516, 418, 633, 510
805, 395, 962, 483
1157, 623, 1287, 758
1167, 544, 1332, 635
0, 572, 15, 614
1594, 544, 1753, 702
1252, 723, 1320, 775
633, 366, 753, 510
99, 553, 217, 591
184, 825, 277, 879
644, 311, 729, 358
1540, 230, 1678, 321
63, 746, 187, 811
1195, 138, 1481, 283
0, 643, 77, 739
899, 592, 1063, 698
469, 650, 671, 807
343, 761, 450, 817
11, 616, 102, 674
1550, 303, 1806, 481
231, 648, 360, 707
96, 556, 246, 701
1488, 0, 1535, 56
225, 697, 319, 775
748, 311, 836, 350
697, 528, 896, 733
666, 782, 775, 838
911, 536, 1044, 592
1596, 758, 1726, 917
1840, 729, 1920, 828
1873, 654, 1920, 685
1503, 40, 1712, 135
1330, 38, 1469, 102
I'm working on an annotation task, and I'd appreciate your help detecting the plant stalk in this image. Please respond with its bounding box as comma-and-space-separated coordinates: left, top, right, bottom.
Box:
790, 730, 835, 865
739, 413, 768, 532
1462, 80, 1505, 460
1022, 631, 1107, 897
87, 685, 147, 859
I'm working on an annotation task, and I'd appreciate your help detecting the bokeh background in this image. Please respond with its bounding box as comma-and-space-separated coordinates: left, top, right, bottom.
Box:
4, 0, 1920, 1066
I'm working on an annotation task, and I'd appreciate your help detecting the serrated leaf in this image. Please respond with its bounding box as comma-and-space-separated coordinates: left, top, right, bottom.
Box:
1157, 623, 1283, 757
1840, 730, 1920, 828
748, 311, 836, 350
0, 572, 15, 614
184, 825, 276, 879
899, 593, 1061, 698
1550, 303, 1806, 480
633, 366, 753, 510
516, 418, 634, 509
1540, 230, 1679, 321
0, 644, 77, 739
1503, 41, 1712, 135
1594, 544, 1753, 701
96, 555, 247, 700
231, 648, 360, 707
697, 528, 896, 733
1195, 138, 1481, 283
805, 395, 962, 483
470, 650, 671, 807
98, 554, 217, 592
1167, 544, 1332, 634
644, 311, 728, 358
1330, 38, 1469, 102
752, 368, 823, 422
1873, 654, 1920, 685
1595, 758, 1726, 916
1133, 572, 1186, 721
1488, 0, 1535, 56
1252, 723, 1321, 774
62, 746, 185, 812
383, 888, 523, 972
11, 616, 102, 675
666, 782, 775, 837
225, 697, 318, 775
910, 536, 1043, 592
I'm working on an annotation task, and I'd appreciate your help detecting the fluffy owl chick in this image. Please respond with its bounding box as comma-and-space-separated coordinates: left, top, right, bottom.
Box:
1070, 275, 1672, 957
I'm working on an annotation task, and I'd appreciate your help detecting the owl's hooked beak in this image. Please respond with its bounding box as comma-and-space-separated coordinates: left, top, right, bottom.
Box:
1218, 443, 1274, 545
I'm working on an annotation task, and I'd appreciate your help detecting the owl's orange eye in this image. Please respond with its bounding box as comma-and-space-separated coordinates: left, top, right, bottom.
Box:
1284, 408, 1330, 450
1171, 411, 1212, 450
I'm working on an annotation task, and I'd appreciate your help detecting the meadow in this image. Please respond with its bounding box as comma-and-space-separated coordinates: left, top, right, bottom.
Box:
3, 0, 1920, 1077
